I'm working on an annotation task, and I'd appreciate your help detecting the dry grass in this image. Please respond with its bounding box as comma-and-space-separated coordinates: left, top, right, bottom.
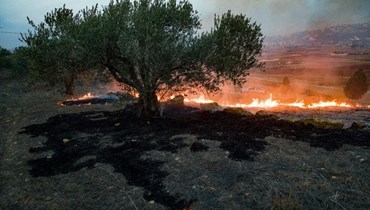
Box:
273, 193, 300, 210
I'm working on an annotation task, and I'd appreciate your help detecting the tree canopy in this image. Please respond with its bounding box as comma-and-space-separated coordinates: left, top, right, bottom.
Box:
21, 5, 87, 94
22, 0, 264, 117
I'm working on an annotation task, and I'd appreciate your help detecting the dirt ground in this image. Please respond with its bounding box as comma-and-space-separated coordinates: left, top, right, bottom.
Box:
1, 70, 369, 210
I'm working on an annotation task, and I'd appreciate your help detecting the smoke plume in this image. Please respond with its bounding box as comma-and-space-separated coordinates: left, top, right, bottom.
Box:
193, 0, 370, 36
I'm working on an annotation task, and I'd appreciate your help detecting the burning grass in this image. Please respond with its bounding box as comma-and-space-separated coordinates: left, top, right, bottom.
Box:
183, 93, 367, 110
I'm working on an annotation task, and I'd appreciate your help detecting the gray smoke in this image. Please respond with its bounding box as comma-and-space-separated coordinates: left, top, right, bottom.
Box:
191, 0, 370, 35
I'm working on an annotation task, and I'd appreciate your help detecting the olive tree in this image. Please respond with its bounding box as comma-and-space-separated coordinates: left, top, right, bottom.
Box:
21, 5, 86, 94
80, 0, 264, 117
21, 0, 264, 116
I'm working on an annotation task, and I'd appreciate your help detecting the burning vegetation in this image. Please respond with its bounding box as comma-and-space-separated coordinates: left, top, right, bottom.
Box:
58, 87, 368, 110
2, 0, 369, 210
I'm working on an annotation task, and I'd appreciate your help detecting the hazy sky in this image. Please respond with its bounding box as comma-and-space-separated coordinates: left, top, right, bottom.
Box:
1, 0, 369, 49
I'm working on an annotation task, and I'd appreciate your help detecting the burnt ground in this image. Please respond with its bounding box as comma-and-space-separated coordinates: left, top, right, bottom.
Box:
1, 69, 370, 209
18, 105, 370, 209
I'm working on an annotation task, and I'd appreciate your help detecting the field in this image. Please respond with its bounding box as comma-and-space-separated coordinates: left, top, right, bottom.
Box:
246, 48, 370, 104
0, 48, 369, 209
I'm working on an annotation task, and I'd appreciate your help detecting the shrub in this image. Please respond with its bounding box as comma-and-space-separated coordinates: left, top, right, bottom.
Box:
344, 69, 368, 99
0, 46, 12, 69
282, 76, 290, 87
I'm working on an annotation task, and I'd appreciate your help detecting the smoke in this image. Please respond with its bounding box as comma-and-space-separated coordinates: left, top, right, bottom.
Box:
191, 0, 370, 36
304, 0, 370, 31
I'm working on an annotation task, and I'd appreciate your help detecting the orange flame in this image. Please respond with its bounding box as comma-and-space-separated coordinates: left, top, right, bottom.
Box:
58, 92, 96, 106
59, 91, 366, 110
183, 94, 361, 109
184, 94, 215, 104
76, 92, 95, 100
307, 101, 352, 108
63, 92, 95, 101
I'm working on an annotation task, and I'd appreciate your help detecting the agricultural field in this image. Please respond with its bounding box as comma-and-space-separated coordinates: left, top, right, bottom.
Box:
246, 48, 370, 104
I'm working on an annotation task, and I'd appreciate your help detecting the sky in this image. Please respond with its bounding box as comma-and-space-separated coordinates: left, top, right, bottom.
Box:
1, 0, 369, 50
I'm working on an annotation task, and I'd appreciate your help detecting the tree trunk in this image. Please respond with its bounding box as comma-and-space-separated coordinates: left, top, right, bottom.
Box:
63, 72, 75, 95
137, 91, 160, 118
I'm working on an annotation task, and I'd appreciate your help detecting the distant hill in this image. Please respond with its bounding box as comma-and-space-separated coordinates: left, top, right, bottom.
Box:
265, 23, 370, 49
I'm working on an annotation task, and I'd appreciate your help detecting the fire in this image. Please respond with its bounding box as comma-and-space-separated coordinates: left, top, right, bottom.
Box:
183, 94, 361, 109
58, 92, 95, 106
307, 101, 352, 108
184, 94, 214, 104
79, 92, 95, 100
59, 91, 367, 110
68, 92, 95, 100
244, 94, 279, 108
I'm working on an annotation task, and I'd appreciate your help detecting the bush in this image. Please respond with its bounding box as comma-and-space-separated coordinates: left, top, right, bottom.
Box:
344, 69, 368, 99
0, 46, 12, 69
0, 46, 32, 77
10, 47, 31, 76
282, 76, 290, 87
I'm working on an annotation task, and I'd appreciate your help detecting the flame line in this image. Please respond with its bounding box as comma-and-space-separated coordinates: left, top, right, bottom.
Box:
182, 94, 362, 109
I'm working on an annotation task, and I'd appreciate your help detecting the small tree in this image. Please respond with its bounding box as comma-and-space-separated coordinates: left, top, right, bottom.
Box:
344, 69, 368, 99
21, 5, 86, 94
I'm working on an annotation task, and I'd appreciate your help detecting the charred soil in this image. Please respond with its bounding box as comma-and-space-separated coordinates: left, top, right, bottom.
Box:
18, 105, 370, 209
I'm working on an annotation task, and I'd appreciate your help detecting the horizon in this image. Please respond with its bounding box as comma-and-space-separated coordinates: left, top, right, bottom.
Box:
1, 0, 370, 50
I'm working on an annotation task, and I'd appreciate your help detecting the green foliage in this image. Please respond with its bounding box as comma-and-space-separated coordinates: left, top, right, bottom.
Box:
21, 0, 264, 117
344, 69, 368, 99
10, 47, 31, 76
78, 0, 264, 117
0, 46, 12, 69
205, 11, 264, 86
21, 5, 86, 94
0, 46, 31, 77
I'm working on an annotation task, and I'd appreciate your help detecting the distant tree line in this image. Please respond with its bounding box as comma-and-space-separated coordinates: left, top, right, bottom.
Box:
0, 46, 29, 75
0, 47, 12, 68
